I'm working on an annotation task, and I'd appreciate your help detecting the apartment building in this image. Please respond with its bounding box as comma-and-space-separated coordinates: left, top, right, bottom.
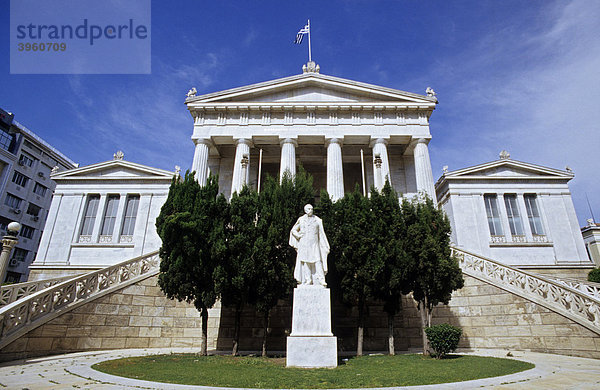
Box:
0, 107, 77, 282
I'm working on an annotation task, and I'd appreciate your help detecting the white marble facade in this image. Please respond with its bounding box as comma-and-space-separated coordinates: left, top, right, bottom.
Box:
435, 153, 592, 268
186, 62, 438, 201
29, 156, 174, 279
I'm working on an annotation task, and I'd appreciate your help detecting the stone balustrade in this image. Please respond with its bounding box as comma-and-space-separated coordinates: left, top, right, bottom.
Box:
0, 251, 160, 350
453, 247, 600, 335
536, 275, 600, 301
0, 276, 77, 307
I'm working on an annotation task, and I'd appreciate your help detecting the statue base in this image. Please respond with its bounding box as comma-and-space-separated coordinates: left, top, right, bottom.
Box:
286, 285, 337, 368
286, 336, 338, 368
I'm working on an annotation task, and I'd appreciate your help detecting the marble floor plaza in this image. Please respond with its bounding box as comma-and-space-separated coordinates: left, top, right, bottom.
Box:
0, 348, 599, 389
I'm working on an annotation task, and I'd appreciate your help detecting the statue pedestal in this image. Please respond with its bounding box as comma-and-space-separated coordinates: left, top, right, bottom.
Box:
286, 285, 337, 368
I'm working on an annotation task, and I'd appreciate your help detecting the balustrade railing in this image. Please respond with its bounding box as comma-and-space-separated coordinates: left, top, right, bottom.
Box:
0, 250, 159, 349
536, 275, 600, 301
0, 275, 78, 307
452, 247, 600, 335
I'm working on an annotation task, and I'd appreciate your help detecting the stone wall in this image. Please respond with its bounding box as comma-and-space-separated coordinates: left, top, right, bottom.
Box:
403, 275, 600, 359
0, 275, 220, 362
524, 267, 594, 281
2, 273, 599, 362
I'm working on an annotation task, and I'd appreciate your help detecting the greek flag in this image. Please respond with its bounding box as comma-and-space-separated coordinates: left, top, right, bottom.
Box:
294, 24, 309, 44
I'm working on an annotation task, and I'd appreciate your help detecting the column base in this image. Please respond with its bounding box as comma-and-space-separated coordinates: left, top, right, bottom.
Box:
286, 336, 338, 368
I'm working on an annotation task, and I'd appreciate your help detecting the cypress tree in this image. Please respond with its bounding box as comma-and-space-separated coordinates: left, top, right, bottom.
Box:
403, 195, 464, 355
156, 173, 226, 356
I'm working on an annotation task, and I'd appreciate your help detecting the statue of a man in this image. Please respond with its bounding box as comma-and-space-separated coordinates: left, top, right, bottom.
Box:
289, 204, 330, 286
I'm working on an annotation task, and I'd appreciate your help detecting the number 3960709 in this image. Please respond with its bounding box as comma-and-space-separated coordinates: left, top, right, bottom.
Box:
17, 42, 66, 51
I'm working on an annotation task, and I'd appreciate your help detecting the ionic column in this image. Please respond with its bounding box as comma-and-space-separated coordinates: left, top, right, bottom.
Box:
191, 138, 212, 186
370, 138, 391, 191
413, 138, 436, 199
326, 138, 344, 201
279, 138, 297, 181
231, 138, 251, 195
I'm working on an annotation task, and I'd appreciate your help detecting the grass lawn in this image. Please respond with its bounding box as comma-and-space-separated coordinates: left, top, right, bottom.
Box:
92, 353, 534, 388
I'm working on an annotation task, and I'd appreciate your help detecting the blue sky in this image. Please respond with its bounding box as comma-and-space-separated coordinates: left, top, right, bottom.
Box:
1, 0, 599, 224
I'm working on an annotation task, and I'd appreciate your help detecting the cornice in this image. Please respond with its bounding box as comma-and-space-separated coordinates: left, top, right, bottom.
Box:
188, 102, 435, 112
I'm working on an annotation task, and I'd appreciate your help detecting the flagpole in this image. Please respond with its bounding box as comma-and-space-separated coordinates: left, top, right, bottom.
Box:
307, 19, 312, 62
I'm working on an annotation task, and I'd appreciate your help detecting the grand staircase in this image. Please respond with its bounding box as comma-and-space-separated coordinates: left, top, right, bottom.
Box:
0, 248, 598, 354
452, 248, 600, 335
0, 251, 160, 350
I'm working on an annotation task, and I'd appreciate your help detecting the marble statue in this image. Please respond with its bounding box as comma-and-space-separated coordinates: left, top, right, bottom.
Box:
187, 87, 197, 98
289, 204, 330, 286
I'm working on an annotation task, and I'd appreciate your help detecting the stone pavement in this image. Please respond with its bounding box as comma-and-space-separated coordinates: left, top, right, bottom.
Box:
0, 348, 598, 389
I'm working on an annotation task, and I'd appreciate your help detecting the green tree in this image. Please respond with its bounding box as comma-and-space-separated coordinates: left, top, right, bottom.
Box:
589, 268, 600, 283
327, 187, 378, 356
253, 169, 314, 356
156, 173, 227, 356
403, 196, 464, 356
369, 181, 408, 355
214, 186, 259, 356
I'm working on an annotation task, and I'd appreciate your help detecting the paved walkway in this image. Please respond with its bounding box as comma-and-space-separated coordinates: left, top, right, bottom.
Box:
0, 348, 598, 389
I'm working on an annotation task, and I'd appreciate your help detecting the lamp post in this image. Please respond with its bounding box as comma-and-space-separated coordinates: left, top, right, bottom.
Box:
0, 222, 21, 284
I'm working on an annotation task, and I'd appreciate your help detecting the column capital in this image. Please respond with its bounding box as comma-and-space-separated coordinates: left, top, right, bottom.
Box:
234, 138, 253, 147
192, 137, 214, 147
369, 137, 388, 148
325, 137, 343, 147
280, 137, 298, 147
410, 137, 431, 147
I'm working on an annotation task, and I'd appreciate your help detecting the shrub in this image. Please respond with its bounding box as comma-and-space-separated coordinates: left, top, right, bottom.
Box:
589, 268, 600, 283
424, 323, 462, 359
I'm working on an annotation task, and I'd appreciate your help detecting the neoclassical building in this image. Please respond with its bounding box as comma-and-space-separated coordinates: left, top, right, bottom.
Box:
2, 63, 598, 363
435, 152, 592, 274
185, 62, 437, 200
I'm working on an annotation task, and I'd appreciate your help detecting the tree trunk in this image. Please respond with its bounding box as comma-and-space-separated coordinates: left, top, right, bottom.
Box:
200, 307, 208, 356
419, 297, 429, 356
232, 304, 242, 356
357, 299, 365, 356
387, 312, 395, 355
261, 310, 269, 357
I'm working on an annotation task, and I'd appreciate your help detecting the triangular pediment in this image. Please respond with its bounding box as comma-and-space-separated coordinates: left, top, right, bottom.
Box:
51, 159, 175, 181
186, 73, 437, 105
444, 159, 573, 180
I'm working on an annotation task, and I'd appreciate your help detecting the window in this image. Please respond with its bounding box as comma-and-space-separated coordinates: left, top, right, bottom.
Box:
121, 195, 140, 236
12, 171, 29, 187
0, 128, 15, 152
20, 224, 34, 239
484, 194, 503, 236
524, 194, 544, 235
19, 154, 35, 167
26, 203, 41, 217
4, 193, 22, 209
0, 217, 10, 232
33, 183, 47, 196
12, 248, 28, 262
80, 195, 100, 236
100, 195, 120, 235
503, 194, 524, 236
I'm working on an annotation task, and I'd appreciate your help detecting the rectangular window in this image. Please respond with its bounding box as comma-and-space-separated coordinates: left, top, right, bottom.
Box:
524, 194, 544, 235
4, 193, 22, 209
484, 194, 503, 236
12, 171, 29, 187
120, 195, 140, 236
26, 203, 41, 217
12, 248, 29, 262
80, 195, 100, 236
33, 183, 47, 196
100, 195, 120, 236
19, 154, 35, 167
0, 129, 15, 152
20, 224, 34, 239
503, 194, 524, 236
